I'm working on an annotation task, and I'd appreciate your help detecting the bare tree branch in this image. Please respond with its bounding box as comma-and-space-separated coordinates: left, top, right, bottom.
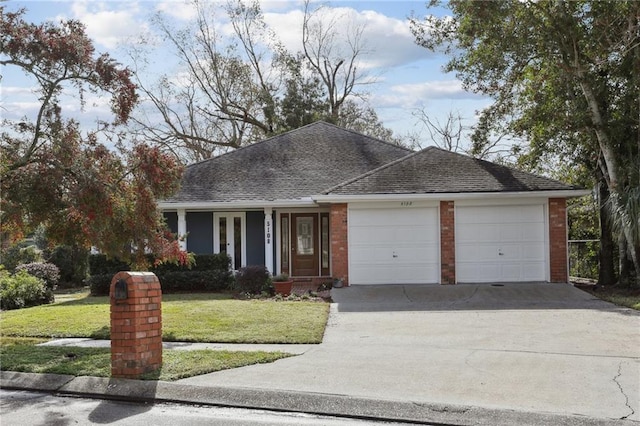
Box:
302, 0, 372, 121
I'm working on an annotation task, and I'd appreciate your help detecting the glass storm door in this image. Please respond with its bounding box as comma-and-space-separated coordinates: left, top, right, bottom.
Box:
213, 213, 245, 270
291, 213, 319, 276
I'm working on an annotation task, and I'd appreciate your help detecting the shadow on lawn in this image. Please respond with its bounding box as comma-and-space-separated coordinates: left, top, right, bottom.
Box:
49, 296, 109, 307
90, 326, 110, 340
85, 328, 187, 342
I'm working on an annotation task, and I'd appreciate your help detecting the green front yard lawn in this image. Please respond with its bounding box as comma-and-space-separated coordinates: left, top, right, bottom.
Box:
0, 338, 291, 381
0, 292, 329, 343
0, 291, 329, 380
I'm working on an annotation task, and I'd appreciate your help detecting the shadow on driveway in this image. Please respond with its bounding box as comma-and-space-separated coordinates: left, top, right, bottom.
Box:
332, 282, 636, 313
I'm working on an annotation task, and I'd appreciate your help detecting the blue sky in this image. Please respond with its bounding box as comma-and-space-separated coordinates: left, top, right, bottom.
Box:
2, 0, 490, 148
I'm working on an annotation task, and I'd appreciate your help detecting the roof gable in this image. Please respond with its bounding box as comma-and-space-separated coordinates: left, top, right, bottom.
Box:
324, 147, 579, 195
166, 121, 412, 203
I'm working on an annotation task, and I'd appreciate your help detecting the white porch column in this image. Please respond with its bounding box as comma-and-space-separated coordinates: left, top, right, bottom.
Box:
177, 209, 187, 251
264, 208, 274, 274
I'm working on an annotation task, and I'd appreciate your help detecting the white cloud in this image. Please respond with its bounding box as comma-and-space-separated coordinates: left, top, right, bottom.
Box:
357, 10, 431, 69
65, 1, 151, 50
1, 86, 40, 119
1, 86, 37, 97
2, 101, 42, 118
2, 88, 114, 124
373, 80, 484, 109
263, 9, 304, 51
155, 0, 198, 22
153, 0, 303, 26
258, 0, 305, 13
166, 71, 195, 89
263, 6, 429, 72
397, 80, 482, 100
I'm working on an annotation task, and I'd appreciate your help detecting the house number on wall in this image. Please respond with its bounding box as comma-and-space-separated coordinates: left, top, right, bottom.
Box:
266, 220, 271, 244
400, 201, 413, 207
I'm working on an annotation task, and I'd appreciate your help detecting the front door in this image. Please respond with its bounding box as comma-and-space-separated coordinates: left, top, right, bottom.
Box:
291, 213, 319, 276
213, 212, 245, 270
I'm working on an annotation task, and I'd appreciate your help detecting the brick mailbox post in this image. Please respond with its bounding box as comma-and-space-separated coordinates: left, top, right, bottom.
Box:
110, 271, 162, 378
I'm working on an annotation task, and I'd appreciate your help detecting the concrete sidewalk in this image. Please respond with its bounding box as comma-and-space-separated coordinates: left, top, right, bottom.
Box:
2, 283, 639, 425
37, 338, 314, 355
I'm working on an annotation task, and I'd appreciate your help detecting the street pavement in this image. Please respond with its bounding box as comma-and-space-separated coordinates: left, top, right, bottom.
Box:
2, 283, 639, 425
0, 389, 410, 425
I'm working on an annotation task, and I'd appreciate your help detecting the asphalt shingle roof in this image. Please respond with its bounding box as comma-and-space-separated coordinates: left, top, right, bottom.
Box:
165, 121, 412, 203
324, 146, 578, 195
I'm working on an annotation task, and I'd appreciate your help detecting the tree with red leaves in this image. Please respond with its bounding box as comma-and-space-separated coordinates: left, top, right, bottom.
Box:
0, 7, 188, 268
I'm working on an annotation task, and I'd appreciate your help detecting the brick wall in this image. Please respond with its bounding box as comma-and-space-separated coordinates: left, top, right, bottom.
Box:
549, 198, 569, 283
330, 203, 349, 286
440, 200, 456, 284
110, 272, 162, 378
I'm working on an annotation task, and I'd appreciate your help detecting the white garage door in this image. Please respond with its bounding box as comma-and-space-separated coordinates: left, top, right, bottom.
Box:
349, 207, 439, 285
456, 205, 547, 283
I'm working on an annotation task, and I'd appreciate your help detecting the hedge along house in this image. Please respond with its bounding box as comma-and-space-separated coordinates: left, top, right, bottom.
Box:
159, 121, 588, 286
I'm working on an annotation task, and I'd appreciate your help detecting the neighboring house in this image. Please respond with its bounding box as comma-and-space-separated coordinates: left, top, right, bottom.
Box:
159, 121, 588, 286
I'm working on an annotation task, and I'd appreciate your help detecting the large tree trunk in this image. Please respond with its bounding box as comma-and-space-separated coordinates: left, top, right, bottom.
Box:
597, 177, 616, 286
577, 79, 640, 276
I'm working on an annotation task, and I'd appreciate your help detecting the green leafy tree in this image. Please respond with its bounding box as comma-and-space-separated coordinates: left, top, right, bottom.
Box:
0, 7, 187, 268
411, 0, 640, 285
276, 53, 329, 131
337, 100, 403, 145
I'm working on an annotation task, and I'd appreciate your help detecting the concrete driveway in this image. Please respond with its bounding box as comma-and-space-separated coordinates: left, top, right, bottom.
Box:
178, 283, 640, 422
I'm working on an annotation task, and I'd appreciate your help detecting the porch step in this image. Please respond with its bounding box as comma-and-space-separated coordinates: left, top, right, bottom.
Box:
292, 282, 320, 295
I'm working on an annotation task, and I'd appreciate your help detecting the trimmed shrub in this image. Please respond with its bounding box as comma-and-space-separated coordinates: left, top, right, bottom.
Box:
0, 270, 48, 310
88, 274, 113, 296
48, 245, 89, 287
1, 244, 43, 271
88, 254, 130, 276
15, 262, 60, 291
155, 271, 198, 292
234, 265, 270, 295
89, 270, 234, 296
205, 269, 234, 291
87, 253, 234, 296
157, 270, 234, 293
262, 278, 275, 296
190, 254, 231, 272
149, 253, 231, 273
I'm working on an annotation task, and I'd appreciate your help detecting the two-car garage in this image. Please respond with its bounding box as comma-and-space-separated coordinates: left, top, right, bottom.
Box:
347, 201, 549, 285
